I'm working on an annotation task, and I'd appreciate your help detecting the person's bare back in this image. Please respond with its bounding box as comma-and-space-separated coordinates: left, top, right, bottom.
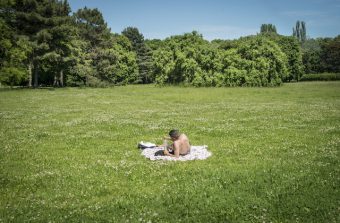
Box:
173, 133, 191, 155
163, 129, 191, 158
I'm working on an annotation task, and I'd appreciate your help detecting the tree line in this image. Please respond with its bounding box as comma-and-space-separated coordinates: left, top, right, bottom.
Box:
0, 0, 339, 87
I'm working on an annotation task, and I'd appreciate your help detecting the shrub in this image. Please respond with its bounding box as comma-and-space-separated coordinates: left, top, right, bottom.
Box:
0, 67, 27, 87
300, 73, 340, 81
152, 33, 288, 87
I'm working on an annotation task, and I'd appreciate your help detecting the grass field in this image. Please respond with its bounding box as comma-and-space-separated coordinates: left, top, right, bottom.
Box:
0, 82, 339, 222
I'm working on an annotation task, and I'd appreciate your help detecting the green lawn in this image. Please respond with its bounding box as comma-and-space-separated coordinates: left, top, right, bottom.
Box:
0, 82, 339, 222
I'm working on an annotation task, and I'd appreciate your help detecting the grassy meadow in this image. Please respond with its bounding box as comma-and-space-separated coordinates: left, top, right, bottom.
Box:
0, 82, 339, 222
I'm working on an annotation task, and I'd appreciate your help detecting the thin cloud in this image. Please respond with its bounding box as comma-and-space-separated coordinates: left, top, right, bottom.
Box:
280, 10, 327, 17
194, 25, 258, 40
143, 25, 258, 40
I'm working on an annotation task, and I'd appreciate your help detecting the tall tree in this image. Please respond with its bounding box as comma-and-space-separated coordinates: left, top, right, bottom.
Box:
39, 0, 74, 87
260, 24, 277, 34
263, 34, 304, 82
73, 8, 138, 86
73, 7, 111, 86
320, 36, 340, 73
43, 24, 76, 87
2, 0, 73, 87
0, 17, 32, 87
73, 7, 111, 48
122, 27, 153, 83
301, 38, 322, 73
293, 21, 307, 42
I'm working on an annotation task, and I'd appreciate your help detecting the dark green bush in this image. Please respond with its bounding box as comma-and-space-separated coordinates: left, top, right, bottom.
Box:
152, 33, 288, 87
300, 73, 340, 81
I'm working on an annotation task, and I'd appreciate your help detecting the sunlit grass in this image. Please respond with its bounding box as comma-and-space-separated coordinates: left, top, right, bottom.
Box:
0, 82, 339, 222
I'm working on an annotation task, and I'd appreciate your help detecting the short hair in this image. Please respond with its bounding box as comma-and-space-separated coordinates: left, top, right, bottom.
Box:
169, 129, 180, 139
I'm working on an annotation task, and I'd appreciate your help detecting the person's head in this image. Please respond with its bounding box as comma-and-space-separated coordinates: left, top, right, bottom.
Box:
169, 129, 180, 140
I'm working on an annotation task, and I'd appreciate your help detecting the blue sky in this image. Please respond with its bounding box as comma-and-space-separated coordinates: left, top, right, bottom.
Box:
68, 0, 340, 40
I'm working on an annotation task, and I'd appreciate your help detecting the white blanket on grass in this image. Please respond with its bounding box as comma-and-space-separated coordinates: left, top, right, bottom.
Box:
141, 145, 212, 161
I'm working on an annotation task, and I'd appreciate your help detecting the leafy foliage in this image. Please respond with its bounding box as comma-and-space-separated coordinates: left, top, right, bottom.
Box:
300, 73, 340, 81
302, 38, 323, 73
302, 36, 340, 74
152, 32, 288, 87
320, 35, 340, 73
72, 7, 140, 86
122, 27, 153, 83
261, 33, 304, 82
0, 4, 338, 87
0, 18, 32, 86
293, 20, 307, 42
260, 24, 277, 34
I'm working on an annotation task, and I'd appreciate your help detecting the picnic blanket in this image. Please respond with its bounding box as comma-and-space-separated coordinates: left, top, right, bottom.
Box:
141, 145, 212, 161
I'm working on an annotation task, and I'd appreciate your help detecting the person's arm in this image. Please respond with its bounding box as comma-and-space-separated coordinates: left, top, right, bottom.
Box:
157, 136, 171, 147
174, 145, 180, 158
163, 149, 170, 156
164, 142, 180, 158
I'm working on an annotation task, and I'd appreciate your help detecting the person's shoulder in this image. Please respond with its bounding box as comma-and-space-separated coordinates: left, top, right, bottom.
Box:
182, 133, 189, 139
173, 140, 181, 147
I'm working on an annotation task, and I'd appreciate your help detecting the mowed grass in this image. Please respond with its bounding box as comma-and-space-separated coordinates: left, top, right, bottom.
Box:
0, 82, 339, 222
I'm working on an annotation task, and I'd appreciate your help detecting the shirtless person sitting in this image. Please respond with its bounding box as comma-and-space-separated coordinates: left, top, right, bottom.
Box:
162, 129, 191, 158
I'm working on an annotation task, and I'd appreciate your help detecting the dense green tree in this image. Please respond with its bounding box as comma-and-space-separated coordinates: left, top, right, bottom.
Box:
36, 0, 73, 86
1, 0, 70, 87
0, 17, 13, 72
212, 39, 237, 51
320, 36, 340, 73
122, 27, 144, 50
230, 36, 288, 86
301, 37, 340, 74
0, 0, 73, 87
152, 31, 208, 85
152, 32, 288, 87
112, 33, 133, 51
293, 21, 307, 42
301, 38, 322, 73
72, 8, 138, 86
0, 18, 32, 86
122, 27, 153, 83
263, 34, 304, 81
279, 37, 303, 81
73, 7, 111, 48
94, 34, 138, 85
42, 24, 76, 87
145, 39, 164, 51
139, 44, 154, 83
0, 2, 338, 88
72, 7, 108, 86
260, 24, 277, 34
66, 38, 93, 86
